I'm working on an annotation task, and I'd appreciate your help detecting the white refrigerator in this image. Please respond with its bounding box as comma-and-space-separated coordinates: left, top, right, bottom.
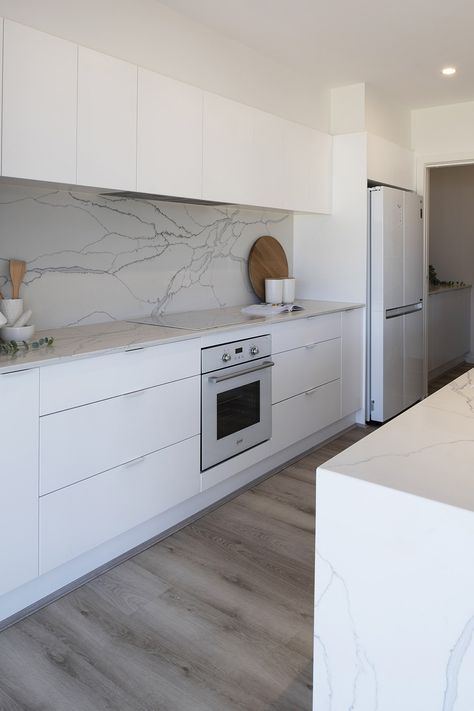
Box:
368, 186, 424, 423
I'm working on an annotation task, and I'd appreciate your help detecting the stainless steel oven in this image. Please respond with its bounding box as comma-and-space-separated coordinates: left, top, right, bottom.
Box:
201, 335, 273, 471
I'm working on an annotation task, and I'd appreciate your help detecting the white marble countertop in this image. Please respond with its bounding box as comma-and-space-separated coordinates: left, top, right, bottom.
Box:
0, 299, 363, 374
429, 284, 472, 294
319, 368, 474, 513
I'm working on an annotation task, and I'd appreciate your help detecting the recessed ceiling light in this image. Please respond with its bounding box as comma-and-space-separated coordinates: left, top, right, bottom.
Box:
442, 67, 456, 76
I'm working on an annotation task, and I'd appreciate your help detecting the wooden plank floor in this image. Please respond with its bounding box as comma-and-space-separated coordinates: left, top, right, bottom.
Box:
0, 363, 466, 710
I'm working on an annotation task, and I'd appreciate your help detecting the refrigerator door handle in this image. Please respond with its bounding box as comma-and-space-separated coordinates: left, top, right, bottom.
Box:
385, 302, 423, 319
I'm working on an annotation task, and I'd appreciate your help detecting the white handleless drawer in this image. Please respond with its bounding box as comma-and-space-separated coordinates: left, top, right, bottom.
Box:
40, 376, 200, 495
271, 379, 341, 453
272, 338, 341, 403
40, 436, 200, 574
40, 339, 200, 414
271, 313, 341, 354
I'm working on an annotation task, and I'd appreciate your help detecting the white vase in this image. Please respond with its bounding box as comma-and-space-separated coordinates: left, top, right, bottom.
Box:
0, 299, 24, 326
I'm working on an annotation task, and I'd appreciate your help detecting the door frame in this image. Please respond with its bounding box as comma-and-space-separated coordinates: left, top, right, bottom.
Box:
417, 152, 474, 397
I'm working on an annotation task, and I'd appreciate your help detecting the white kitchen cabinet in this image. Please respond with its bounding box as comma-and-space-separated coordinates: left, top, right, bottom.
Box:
40, 376, 200, 494
2, 21, 77, 183
251, 110, 285, 208
272, 312, 341, 354
40, 435, 200, 573
284, 121, 332, 213
40, 339, 200, 415
271, 379, 341, 453
77, 47, 137, 190
0, 368, 39, 596
428, 287, 471, 374
272, 337, 341, 404
202, 92, 254, 205
137, 69, 203, 199
0, 18, 3, 167
203, 91, 332, 212
341, 307, 364, 416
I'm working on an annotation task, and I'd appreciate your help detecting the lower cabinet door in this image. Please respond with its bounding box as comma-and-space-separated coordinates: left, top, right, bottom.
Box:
39, 436, 200, 574
0, 368, 39, 596
271, 379, 341, 453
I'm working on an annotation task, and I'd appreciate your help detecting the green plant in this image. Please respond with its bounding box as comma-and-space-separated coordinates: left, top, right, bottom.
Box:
429, 264, 466, 289
0, 336, 54, 356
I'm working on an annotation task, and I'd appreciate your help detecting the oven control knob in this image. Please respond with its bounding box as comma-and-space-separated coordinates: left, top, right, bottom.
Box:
222, 352, 231, 363
249, 345, 259, 356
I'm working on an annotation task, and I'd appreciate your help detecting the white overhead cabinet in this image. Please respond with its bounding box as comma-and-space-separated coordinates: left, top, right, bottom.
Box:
0, 18, 332, 211
202, 93, 254, 205
0, 18, 3, 164
0, 369, 39, 596
137, 69, 203, 199
2, 21, 77, 183
284, 121, 332, 213
77, 48, 137, 191
203, 92, 332, 212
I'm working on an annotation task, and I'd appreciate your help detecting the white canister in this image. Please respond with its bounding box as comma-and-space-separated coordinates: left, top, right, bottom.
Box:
0, 298, 23, 326
265, 279, 283, 305
282, 278, 296, 304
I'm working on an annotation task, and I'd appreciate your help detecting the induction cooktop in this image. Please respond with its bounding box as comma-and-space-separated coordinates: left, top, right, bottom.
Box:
127, 307, 265, 332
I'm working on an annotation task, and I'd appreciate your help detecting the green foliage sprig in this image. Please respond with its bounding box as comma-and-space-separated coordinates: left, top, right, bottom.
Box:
0, 336, 54, 356
429, 264, 466, 289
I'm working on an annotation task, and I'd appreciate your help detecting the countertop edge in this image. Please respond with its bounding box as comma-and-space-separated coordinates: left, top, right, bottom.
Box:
0, 300, 364, 374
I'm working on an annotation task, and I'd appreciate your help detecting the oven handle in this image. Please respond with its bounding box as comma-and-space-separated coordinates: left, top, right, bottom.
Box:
208, 360, 275, 383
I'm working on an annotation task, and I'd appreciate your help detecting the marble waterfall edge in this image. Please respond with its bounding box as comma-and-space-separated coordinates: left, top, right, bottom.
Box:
0, 185, 292, 330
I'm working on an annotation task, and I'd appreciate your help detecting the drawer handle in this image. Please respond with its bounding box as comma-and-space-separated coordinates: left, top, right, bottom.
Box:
304, 387, 319, 396
125, 389, 146, 398
125, 456, 146, 468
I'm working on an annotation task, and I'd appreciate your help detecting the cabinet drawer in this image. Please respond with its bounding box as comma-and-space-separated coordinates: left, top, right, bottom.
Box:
40, 339, 200, 414
271, 313, 341, 354
40, 436, 200, 574
40, 376, 200, 495
271, 379, 341, 453
272, 338, 341, 403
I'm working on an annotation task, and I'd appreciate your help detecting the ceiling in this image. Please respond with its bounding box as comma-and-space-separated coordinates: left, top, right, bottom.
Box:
158, 0, 474, 110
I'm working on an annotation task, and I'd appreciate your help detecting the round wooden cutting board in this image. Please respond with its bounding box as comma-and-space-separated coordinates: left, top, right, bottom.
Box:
248, 236, 289, 301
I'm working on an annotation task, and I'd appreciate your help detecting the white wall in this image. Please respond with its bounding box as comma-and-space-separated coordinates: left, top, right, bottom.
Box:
365, 85, 411, 149
331, 84, 414, 190
412, 101, 474, 194
429, 164, 474, 354
0, 0, 329, 131
367, 133, 414, 190
293, 132, 368, 303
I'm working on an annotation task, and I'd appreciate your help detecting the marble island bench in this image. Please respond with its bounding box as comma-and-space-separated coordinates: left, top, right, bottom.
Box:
314, 368, 474, 711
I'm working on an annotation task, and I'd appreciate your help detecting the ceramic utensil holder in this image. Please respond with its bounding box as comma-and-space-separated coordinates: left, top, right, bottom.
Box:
265, 279, 283, 305
282, 278, 296, 304
0, 298, 23, 326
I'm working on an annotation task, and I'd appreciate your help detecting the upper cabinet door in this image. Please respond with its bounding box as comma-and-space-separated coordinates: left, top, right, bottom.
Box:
203, 92, 254, 205
2, 21, 77, 183
77, 48, 137, 191
0, 18, 3, 169
137, 69, 203, 199
284, 122, 332, 213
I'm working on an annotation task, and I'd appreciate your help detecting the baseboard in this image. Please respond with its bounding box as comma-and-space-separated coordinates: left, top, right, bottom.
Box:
428, 355, 469, 380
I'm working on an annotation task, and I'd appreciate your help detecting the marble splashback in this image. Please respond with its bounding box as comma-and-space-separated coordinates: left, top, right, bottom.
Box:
0, 185, 292, 330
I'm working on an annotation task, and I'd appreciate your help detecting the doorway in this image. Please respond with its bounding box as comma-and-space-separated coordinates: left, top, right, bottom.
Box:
425, 164, 474, 388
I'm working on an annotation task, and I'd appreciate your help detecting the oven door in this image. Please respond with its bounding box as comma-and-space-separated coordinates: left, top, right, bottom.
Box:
201, 359, 273, 471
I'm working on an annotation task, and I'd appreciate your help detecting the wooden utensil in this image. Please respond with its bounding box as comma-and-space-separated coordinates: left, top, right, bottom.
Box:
9, 259, 26, 300
248, 236, 289, 301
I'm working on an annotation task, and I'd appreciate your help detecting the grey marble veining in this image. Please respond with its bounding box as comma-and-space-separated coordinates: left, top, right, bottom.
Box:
0, 300, 363, 373
0, 184, 292, 330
